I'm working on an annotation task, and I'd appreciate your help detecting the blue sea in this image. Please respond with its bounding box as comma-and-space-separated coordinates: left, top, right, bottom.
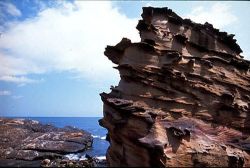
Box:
12, 117, 108, 159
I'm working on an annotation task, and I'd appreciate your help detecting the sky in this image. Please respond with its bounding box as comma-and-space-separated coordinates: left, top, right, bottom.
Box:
0, 1, 249, 117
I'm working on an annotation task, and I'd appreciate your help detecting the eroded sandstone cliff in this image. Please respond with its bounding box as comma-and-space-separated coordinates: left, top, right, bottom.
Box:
99, 7, 250, 167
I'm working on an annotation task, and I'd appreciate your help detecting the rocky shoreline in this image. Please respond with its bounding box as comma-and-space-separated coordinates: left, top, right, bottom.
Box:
0, 118, 105, 167
0, 155, 106, 167
40, 154, 106, 167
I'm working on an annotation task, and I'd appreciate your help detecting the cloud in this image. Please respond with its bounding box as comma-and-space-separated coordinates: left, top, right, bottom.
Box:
242, 50, 250, 60
0, 75, 41, 85
145, 2, 152, 7
0, 1, 21, 17
0, 90, 23, 99
0, 1, 140, 85
0, 90, 11, 96
12, 95, 23, 99
0, 51, 43, 85
185, 3, 237, 28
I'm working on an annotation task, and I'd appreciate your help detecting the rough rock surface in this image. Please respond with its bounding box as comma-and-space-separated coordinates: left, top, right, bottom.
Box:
0, 117, 93, 166
99, 7, 250, 167
40, 155, 107, 167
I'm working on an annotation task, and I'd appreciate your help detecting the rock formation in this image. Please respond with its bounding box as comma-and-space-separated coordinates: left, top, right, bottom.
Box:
0, 118, 93, 167
99, 7, 250, 167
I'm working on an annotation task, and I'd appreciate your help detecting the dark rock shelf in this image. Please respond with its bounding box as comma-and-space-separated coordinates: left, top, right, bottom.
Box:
0, 117, 93, 167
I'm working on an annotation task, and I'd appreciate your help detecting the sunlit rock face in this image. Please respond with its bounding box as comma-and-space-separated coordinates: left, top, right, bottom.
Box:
99, 7, 250, 167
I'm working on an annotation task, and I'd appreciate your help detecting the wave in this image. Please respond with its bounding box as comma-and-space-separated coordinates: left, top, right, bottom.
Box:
64, 154, 80, 160
64, 154, 106, 161
96, 156, 106, 160
91, 135, 106, 140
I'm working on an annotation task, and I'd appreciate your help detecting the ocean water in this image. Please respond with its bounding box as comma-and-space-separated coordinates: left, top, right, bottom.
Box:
17, 117, 108, 159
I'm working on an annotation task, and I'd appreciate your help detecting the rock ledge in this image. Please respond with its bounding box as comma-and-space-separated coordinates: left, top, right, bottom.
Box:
0, 117, 93, 166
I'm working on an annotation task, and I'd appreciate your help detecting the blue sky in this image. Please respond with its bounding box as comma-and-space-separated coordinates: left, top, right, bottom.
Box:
0, 1, 249, 117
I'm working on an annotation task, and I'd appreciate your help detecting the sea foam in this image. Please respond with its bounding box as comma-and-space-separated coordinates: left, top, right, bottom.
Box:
91, 135, 106, 140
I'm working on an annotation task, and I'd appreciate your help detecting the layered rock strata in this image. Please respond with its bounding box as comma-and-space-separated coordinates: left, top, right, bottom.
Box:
0, 118, 92, 166
99, 7, 250, 167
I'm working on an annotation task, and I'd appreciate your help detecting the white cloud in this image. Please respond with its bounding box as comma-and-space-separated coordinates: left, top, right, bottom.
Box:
0, 52, 45, 76
145, 2, 152, 7
0, 1, 139, 85
12, 95, 23, 99
0, 75, 41, 85
0, 90, 23, 99
0, 90, 11, 96
0, 1, 21, 17
185, 3, 237, 28
242, 50, 250, 60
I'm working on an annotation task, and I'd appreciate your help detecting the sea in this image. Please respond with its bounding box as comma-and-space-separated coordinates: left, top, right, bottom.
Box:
10, 117, 108, 160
